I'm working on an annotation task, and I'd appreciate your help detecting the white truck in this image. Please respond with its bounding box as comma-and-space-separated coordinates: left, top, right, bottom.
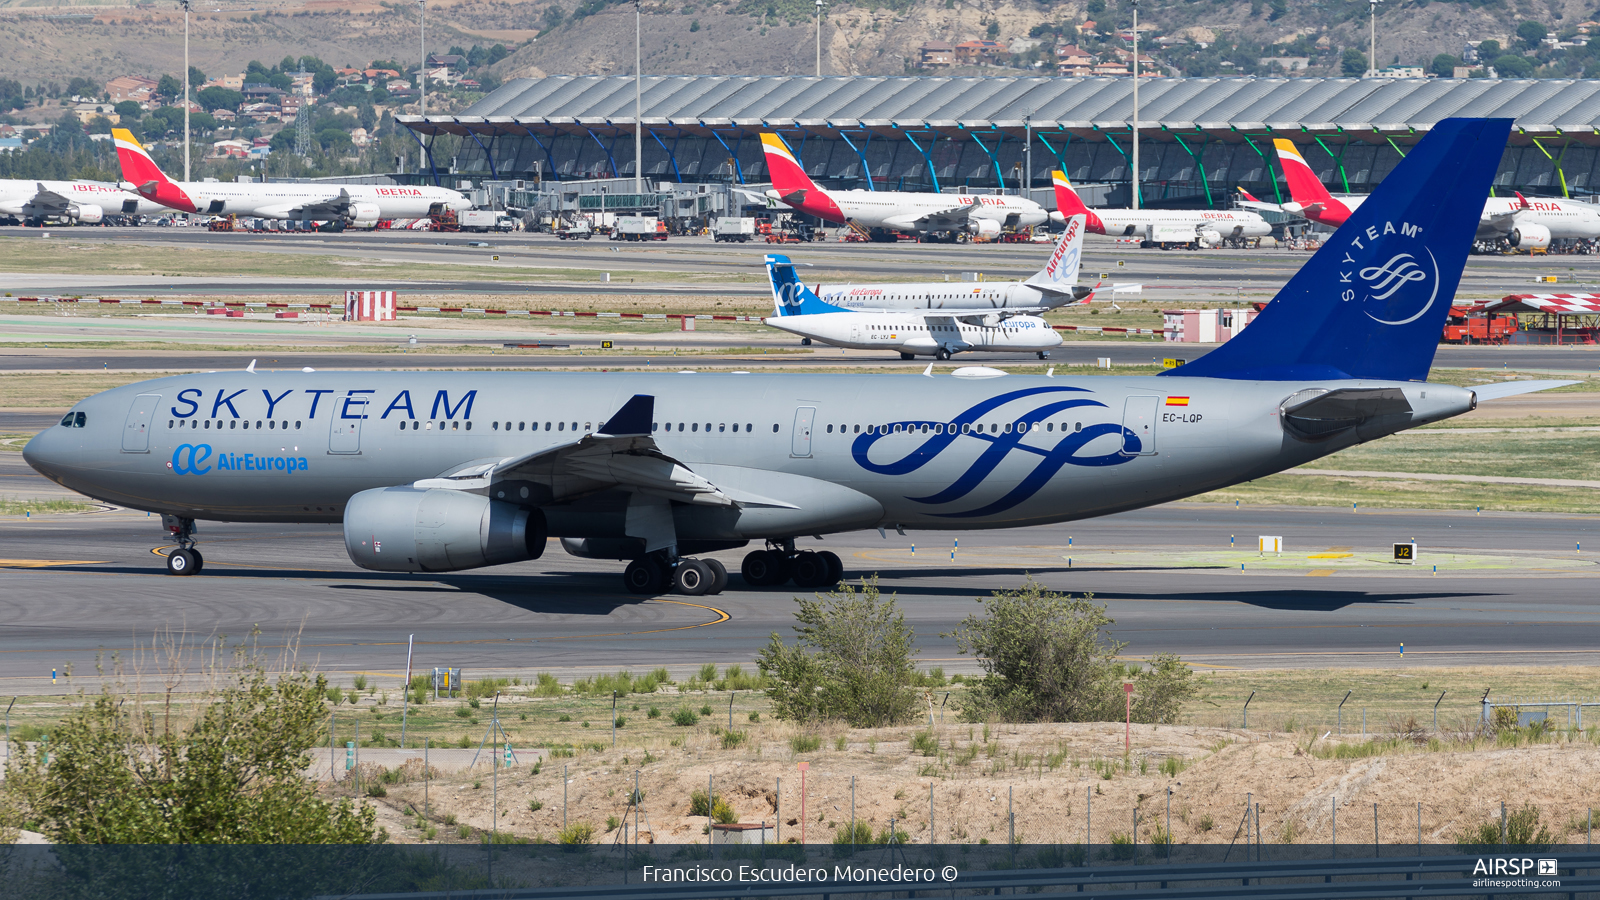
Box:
460, 210, 516, 233
712, 216, 756, 242
614, 215, 666, 241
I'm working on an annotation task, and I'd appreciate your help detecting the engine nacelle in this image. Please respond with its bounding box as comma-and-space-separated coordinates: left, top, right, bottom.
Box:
1509, 222, 1552, 250
69, 204, 104, 224
1195, 230, 1222, 248
967, 218, 1002, 238
343, 486, 546, 572
346, 201, 381, 229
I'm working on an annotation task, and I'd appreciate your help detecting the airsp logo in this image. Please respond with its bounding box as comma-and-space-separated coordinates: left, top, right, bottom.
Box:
1340, 220, 1439, 326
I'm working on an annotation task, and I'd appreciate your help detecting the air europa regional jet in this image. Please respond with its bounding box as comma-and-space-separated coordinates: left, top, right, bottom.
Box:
111, 128, 470, 227
26, 118, 1569, 598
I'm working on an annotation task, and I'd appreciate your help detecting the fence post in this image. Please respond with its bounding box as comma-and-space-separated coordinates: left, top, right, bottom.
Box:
775, 777, 780, 844
1242, 691, 1255, 730
1417, 802, 1422, 855
929, 782, 934, 843
1087, 785, 1092, 848
1166, 786, 1173, 862
1501, 801, 1507, 847
563, 764, 567, 831
424, 738, 429, 819
1373, 803, 1378, 858
1331, 797, 1337, 857
1338, 691, 1351, 734
1434, 691, 1446, 731
851, 775, 856, 852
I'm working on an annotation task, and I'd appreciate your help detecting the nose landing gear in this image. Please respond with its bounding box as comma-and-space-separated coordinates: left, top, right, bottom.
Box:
160, 514, 203, 576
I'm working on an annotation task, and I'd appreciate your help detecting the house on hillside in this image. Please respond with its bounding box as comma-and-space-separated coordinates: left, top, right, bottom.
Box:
919, 41, 955, 67
1056, 45, 1095, 75
106, 75, 158, 104
954, 40, 1006, 64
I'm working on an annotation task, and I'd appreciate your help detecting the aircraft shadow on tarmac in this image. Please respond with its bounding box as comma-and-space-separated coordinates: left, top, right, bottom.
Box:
1087, 588, 1501, 612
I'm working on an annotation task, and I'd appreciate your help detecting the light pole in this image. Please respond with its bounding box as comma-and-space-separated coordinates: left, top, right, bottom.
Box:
1368, 0, 1379, 76
815, 0, 824, 77
418, 0, 427, 119
1130, 0, 1139, 210
180, 0, 190, 182
1023, 111, 1032, 200
634, 0, 643, 197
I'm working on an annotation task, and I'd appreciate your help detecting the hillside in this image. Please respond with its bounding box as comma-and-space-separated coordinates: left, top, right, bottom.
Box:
0, 0, 1595, 98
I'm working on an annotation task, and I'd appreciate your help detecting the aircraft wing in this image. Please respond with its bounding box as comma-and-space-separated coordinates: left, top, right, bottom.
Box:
1236, 199, 1284, 214
27, 183, 75, 214
908, 202, 986, 230
410, 395, 784, 509
285, 188, 355, 218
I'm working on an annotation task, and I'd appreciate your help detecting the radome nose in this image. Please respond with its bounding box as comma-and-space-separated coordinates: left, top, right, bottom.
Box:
21, 429, 59, 478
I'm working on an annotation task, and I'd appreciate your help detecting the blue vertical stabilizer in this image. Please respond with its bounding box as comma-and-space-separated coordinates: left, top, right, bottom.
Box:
765, 254, 852, 317
1168, 118, 1512, 382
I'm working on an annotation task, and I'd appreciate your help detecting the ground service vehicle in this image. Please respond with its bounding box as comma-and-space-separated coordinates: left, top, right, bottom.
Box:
714, 217, 756, 242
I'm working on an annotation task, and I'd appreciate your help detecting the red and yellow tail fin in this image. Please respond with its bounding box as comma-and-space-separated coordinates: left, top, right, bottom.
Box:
758, 133, 843, 223
112, 128, 196, 213
1051, 171, 1104, 233
1273, 139, 1350, 224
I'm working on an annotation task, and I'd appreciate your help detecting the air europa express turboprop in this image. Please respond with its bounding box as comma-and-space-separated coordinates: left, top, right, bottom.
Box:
112, 128, 469, 226
24, 118, 1569, 598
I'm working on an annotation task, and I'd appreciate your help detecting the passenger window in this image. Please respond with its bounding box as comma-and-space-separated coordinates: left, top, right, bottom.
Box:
772, 424, 779, 432
545, 422, 551, 430
961, 423, 970, 434
719, 423, 726, 432
519, 422, 526, 431
1048, 422, 1055, 432
229, 420, 236, 429
826, 424, 833, 433
679, 422, 685, 431
573, 422, 579, 431
990, 424, 998, 433
746, 423, 753, 432
692, 423, 699, 432
853, 425, 860, 433
453, 422, 460, 430
493, 421, 500, 430
466, 421, 473, 431
1075, 422, 1083, 432
559, 422, 565, 431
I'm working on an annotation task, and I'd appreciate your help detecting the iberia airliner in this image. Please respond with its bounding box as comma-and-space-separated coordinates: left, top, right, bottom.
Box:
1052, 172, 1271, 248
111, 128, 470, 227
756, 133, 1055, 240
1272, 138, 1600, 250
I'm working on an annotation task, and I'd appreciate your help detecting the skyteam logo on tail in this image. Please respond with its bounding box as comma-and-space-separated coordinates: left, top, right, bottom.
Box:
851, 386, 1136, 518
1341, 220, 1439, 326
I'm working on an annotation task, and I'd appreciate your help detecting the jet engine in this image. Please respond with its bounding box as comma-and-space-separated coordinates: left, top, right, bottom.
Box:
345, 202, 381, 229
68, 204, 104, 225
1509, 222, 1552, 251
1196, 230, 1222, 248
968, 218, 1002, 239
343, 486, 546, 572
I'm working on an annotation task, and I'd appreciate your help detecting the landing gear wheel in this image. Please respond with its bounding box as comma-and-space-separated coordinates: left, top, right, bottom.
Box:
166, 548, 199, 576
673, 559, 713, 596
791, 550, 830, 589
741, 549, 790, 586
1037, 351, 1050, 360
703, 558, 729, 595
936, 348, 951, 361
623, 556, 668, 595
818, 550, 843, 586
191, 549, 204, 573
900, 352, 916, 361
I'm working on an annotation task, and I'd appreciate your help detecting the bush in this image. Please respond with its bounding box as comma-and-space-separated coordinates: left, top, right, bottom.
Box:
833, 820, 873, 845
531, 672, 564, 697
558, 822, 596, 844
2, 634, 379, 843
530, 800, 543, 811
699, 663, 719, 682
647, 706, 661, 719
757, 577, 919, 727
790, 733, 822, 753
352, 675, 368, 691
689, 789, 737, 823
951, 579, 1195, 724
721, 730, 749, 749
1457, 802, 1553, 846
909, 730, 939, 756
614, 716, 626, 729
672, 708, 699, 727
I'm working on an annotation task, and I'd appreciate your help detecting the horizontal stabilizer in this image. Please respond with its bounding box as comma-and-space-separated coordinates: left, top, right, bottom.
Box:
1468, 379, 1578, 401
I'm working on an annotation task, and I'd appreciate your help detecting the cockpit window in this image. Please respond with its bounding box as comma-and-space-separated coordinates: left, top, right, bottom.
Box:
60, 413, 73, 427
60, 412, 86, 428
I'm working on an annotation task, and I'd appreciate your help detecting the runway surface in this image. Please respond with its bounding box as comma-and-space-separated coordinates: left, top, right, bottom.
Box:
2, 503, 1596, 694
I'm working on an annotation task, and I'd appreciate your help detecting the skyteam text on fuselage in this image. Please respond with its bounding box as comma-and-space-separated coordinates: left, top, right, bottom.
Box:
25, 118, 1571, 597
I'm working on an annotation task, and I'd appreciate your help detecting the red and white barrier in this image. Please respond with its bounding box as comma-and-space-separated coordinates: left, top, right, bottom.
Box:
344, 290, 396, 322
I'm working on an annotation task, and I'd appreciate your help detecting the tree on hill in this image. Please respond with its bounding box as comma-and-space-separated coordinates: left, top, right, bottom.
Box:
1517, 20, 1548, 50
1341, 48, 1368, 75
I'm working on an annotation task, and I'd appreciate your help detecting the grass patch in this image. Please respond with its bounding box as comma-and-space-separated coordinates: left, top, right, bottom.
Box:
0, 497, 100, 516
1193, 472, 1600, 514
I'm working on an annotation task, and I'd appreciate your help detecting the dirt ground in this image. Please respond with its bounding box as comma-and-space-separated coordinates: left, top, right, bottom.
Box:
354, 719, 1600, 849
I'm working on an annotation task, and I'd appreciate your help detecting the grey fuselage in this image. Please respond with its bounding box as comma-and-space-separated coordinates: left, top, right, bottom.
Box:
24, 370, 1474, 542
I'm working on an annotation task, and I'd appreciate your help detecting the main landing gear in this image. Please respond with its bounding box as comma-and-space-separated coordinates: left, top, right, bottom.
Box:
623, 552, 729, 597
740, 541, 843, 590
161, 514, 204, 576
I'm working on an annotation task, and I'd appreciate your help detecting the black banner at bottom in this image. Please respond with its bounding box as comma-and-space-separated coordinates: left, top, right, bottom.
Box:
3, 843, 1600, 898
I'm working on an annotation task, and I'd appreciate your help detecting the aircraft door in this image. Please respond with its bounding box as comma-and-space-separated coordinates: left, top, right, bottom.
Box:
851, 321, 861, 343
1121, 396, 1158, 456
329, 399, 366, 454
121, 393, 161, 452
790, 406, 815, 458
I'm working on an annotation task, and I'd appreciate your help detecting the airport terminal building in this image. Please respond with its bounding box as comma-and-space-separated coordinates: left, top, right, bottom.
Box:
398, 75, 1600, 209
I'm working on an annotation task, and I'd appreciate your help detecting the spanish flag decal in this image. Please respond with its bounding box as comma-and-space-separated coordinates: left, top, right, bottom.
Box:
1166, 397, 1190, 406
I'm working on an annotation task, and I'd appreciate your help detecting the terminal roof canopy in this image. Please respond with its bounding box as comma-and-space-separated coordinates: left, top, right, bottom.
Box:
397, 75, 1600, 141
